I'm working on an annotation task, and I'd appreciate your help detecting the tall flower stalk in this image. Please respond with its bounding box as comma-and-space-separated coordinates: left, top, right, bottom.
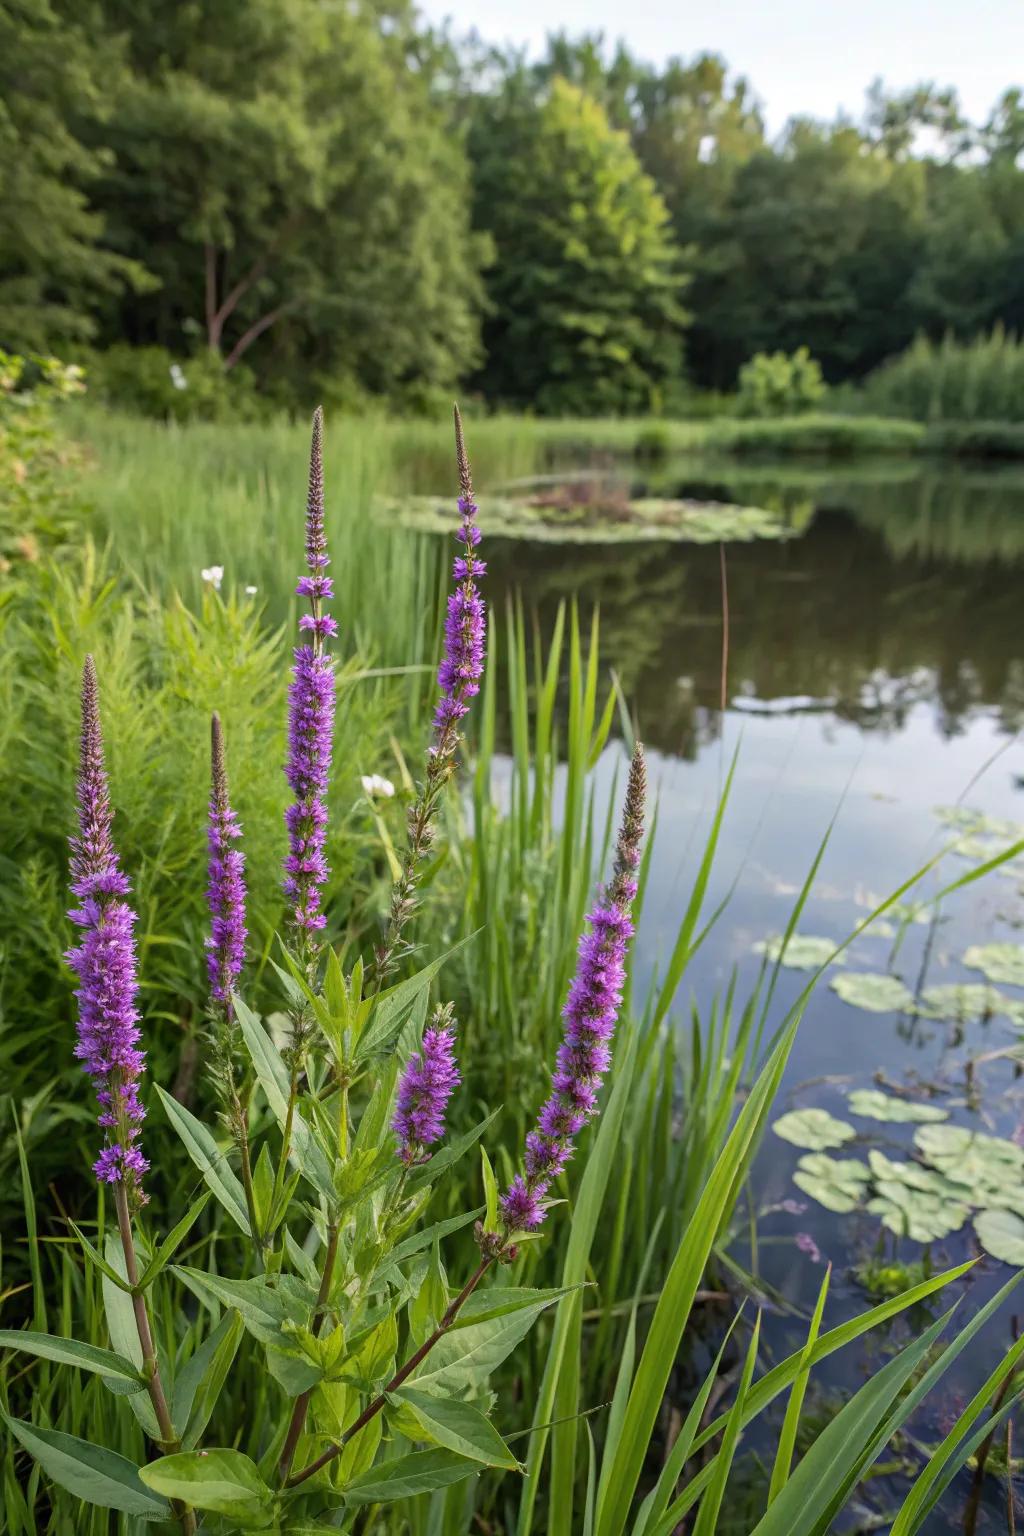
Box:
206, 711, 255, 1234
67, 655, 148, 1199
286, 746, 645, 1492
372, 403, 485, 985
67, 658, 193, 1531
499, 742, 646, 1235
283, 406, 336, 1020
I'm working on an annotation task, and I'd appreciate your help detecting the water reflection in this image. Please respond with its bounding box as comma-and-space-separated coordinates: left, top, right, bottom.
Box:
483, 464, 1024, 756
477, 457, 1024, 1534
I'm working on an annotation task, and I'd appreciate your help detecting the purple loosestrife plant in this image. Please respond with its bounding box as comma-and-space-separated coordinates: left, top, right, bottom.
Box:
66, 656, 148, 1200
205, 711, 256, 1226
498, 743, 647, 1237
393, 1003, 461, 1165
283, 406, 336, 947
373, 404, 485, 985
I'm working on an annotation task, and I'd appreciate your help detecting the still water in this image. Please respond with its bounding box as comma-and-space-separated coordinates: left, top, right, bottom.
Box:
483, 458, 1024, 1532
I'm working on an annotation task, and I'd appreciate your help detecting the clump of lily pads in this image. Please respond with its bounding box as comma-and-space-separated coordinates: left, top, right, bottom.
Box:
772, 1096, 1024, 1263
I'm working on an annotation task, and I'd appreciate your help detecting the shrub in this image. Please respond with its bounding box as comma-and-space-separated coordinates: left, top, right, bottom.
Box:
80, 345, 263, 422
863, 327, 1024, 423
736, 346, 826, 417
0, 349, 87, 567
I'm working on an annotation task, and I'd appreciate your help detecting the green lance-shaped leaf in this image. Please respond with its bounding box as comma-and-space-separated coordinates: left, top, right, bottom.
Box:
341, 1447, 482, 1504
410, 1292, 565, 1395
232, 995, 334, 1200
66, 1218, 132, 1291
172, 1311, 245, 1447
3, 1413, 171, 1518
392, 1386, 519, 1467
0, 1331, 144, 1387
155, 1083, 251, 1235
137, 1189, 212, 1288
140, 1449, 274, 1523
355, 934, 476, 1060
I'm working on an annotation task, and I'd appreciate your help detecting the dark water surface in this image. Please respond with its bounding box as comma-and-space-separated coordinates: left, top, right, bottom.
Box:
483, 458, 1024, 1532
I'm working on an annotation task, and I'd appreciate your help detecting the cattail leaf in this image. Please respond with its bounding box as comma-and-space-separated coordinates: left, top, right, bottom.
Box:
139, 1448, 273, 1521
0, 1331, 143, 1386
137, 1190, 212, 1288
154, 1083, 251, 1236
341, 1447, 481, 1504
392, 1387, 519, 1468
2, 1413, 170, 1518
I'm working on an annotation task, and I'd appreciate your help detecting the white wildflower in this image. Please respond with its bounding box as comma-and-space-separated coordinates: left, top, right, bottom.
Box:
201, 565, 224, 590
361, 774, 395, 799
169, 363, 189, 391
244, 584, 258, 596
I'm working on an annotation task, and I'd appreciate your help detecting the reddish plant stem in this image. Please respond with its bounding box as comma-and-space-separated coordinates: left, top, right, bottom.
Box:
114, 1186, 196, 1534
285, 1255, 494, 1489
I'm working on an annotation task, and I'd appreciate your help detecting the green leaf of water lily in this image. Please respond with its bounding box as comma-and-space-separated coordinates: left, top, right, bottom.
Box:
773, 1109, 856, 1152
793, 1154, 871, 1213
753, 934, 836, 971
963, 943, 1024, 989
847, 1090, 947, 1124
914, 983, 1024, 1024
867, 1150, 966, 1199
914, 1124, 1024, 1186
867, 1181, 970, 1242
974, 1209, 1024, 1266
831, 972, 914, 1014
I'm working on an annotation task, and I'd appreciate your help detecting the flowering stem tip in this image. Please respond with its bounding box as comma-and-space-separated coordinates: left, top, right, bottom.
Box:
66, 656, 148, 1200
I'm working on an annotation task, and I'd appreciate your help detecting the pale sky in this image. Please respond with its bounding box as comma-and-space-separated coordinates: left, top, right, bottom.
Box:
422, 0, 1023, 135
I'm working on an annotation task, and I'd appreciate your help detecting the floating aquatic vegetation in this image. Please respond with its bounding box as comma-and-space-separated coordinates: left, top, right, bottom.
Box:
915, 982, 1024, 1024
793, 1153, 871, 1212
867, 1149, 963, 1198
753, 933, 836, 970
963, 943, 1024, 989
914, 1123, 1024, 1185
773, 1108, 857, 1151
375, 494, 800, 547
847, 1089, 947, 1124
830, 972, 914, 1014
974, 1208, 1024, 1265
867, 1181, 970, 1242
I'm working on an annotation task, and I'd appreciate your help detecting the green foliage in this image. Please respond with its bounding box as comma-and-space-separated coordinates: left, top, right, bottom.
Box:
80, 344, 262, 422
864, 327, 1024, 422
737, 348, 826, 417
0, 350, 87, 564
468, 77, 690, 413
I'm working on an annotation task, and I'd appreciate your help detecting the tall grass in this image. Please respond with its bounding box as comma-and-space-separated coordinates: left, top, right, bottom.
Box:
863, 327, 1024, 423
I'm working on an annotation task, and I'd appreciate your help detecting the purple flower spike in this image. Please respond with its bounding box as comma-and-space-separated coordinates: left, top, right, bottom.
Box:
373, 406, 486, 985
498, 744, 647, 1236
66, 657, 148, 1199
393, 1005, 461, 1165
207, 713, 247, 1005
283, 407, 336, 938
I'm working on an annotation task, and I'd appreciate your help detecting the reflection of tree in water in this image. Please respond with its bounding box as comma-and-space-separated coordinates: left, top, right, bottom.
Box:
482, 496, 1024, 755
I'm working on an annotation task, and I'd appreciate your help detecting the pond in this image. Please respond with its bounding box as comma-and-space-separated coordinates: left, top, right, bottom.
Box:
479, 455, 1024, 1532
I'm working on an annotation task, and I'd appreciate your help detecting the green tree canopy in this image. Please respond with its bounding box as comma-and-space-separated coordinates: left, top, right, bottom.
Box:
469, 76, 690, 413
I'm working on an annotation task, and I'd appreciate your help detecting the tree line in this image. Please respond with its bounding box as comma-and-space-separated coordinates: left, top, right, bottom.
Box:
3, 0, 1023, 415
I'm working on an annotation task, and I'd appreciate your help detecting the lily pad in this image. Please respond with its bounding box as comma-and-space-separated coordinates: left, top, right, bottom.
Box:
793, 1154, 871, 1213
915, 983, 1023, 1023
914, 1124, 1024, 1186
964, 944, 1024, 989
974, 1209, 1024, 1266
866, 1150, 965, 1198
754, 934, 836, 971
831, 972, 914, 1014
773, 1108, 857, 1152
867, 1181, 970, 1243
847, 1089, 947, 1124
